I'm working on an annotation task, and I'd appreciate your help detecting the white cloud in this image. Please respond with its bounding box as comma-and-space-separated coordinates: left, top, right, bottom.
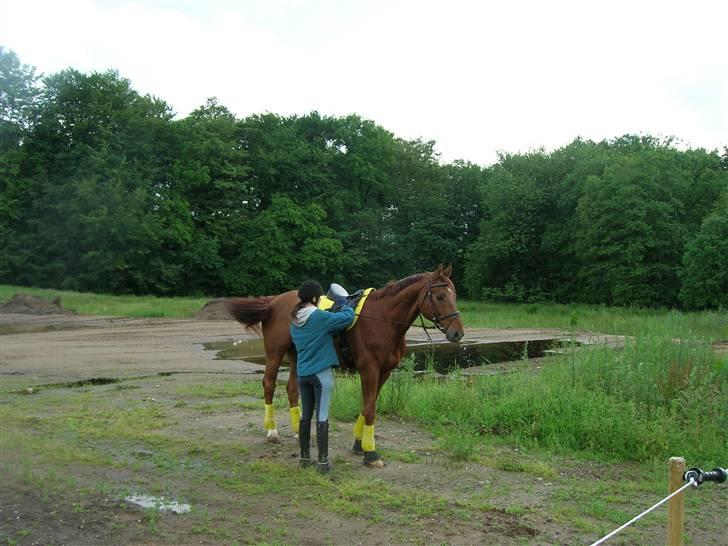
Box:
2, 0, 726, 164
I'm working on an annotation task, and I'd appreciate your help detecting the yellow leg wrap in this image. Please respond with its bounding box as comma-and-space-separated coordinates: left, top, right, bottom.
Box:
264, 403, 276, 430
353, 415, 365, 440
289, 406, 301, 433
362, 424, 376, 452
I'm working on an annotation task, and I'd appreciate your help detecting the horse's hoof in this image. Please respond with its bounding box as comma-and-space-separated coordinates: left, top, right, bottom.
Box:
352, 439, 364, 455
266, 429, 281, 443
363, 451, 384, 468
364, 459, 385, 469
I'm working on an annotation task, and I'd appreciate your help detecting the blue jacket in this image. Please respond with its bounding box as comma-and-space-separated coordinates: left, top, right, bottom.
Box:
290, 306, 355, 377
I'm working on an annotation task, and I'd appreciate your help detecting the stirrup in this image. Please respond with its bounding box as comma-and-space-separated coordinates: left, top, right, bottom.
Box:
327, 283, 349, 300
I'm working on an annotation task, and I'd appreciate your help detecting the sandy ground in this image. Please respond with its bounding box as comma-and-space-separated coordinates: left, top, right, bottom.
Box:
0, 312, 624, 383
0, 314, 261, 382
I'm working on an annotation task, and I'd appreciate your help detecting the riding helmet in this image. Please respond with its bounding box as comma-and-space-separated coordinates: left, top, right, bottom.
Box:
298, 280, 323, 301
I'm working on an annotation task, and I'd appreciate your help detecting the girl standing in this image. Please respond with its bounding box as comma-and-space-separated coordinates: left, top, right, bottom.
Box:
290, 280, 355, 473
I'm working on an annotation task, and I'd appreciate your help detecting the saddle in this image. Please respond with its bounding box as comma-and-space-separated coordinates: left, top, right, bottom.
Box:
317, 284, 374, 330
317, 283, 375, 371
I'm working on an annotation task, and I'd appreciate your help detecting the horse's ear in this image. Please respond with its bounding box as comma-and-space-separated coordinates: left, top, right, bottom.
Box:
443, 264, 453, 278
433, 264, 443, 276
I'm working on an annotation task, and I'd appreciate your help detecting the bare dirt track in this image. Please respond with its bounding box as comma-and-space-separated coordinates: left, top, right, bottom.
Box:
1, 313, 724, 546
0, 312, 623, 383
0, 313, 262, 383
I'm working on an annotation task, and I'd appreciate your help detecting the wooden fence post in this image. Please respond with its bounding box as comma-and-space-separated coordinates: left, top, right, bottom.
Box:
666, 456, 686, 546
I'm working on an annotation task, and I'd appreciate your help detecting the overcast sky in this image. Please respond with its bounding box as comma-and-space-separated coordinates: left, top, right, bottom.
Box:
2, 0, 726, 165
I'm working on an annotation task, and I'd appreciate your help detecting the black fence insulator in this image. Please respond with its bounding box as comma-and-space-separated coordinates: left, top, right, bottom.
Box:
683, 467, 727, 486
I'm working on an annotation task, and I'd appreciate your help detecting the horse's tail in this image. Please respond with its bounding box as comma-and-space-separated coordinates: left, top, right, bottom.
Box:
225, 296, 275, 337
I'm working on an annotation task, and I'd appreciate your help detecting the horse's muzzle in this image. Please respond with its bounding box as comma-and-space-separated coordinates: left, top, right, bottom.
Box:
446, 326, 464, 343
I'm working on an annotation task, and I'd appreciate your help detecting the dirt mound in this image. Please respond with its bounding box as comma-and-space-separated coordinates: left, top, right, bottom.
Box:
195, 299, 232, 320
1, 294, 75, 315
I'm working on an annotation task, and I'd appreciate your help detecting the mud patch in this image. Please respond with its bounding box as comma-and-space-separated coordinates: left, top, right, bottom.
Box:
194, 298, 232, 320
1, 293, 75, 315
0, 483, 162, 546
480, 509, 539, 537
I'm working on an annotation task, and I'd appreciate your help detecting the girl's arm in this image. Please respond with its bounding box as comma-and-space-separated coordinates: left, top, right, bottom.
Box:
321, 306, 355, 332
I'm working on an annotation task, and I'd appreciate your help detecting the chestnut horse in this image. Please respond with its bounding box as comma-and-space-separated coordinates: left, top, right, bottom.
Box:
226, 265, 464, 467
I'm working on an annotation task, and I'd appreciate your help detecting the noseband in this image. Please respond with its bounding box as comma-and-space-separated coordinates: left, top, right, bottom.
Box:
420, 280, 461, 334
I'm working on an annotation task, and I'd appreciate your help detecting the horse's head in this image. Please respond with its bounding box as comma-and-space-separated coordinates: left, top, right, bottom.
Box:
420, 264, 465, 343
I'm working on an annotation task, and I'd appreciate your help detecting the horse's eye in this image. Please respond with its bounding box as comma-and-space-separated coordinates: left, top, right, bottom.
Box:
437, 295, 445, 301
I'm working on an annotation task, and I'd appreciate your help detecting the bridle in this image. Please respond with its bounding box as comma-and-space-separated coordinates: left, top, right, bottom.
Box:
352, 276, 461, 341
419, 279, 461, 335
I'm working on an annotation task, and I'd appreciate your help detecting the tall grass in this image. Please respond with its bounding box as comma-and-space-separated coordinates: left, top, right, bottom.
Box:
332, 337, 727, 464
459, 301, 728, 341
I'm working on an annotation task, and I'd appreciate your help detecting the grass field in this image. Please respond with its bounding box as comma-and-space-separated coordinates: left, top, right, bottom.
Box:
1, 373, 725, 545
2, 284, 726, 339
2, 285, 726, 544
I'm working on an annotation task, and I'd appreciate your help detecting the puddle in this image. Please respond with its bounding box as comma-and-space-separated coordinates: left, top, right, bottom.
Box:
125, 495, 190, 514
202, 339, 288, 370
203, 338, 273, 365
407, 339, 562, 372
206, 337, 570, 373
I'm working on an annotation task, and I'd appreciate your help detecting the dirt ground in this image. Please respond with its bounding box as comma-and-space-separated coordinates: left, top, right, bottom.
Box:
1, 313, 724, 545
0, 311, 623, 383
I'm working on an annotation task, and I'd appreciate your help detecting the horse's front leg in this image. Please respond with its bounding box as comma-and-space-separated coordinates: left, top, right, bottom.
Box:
354, 365, 385, 468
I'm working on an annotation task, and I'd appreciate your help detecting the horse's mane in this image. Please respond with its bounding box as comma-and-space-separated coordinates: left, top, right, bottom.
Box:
369, 273, 427, 300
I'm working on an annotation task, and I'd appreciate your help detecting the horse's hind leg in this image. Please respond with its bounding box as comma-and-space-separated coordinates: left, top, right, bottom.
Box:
262, 345, 289, 443
286, 348, 301, 436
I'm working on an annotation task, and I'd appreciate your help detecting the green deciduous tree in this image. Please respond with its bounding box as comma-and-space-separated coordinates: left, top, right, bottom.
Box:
465, 154, 549, 301
8, 68, 192, 293
0, 47, 42, 278
575, 151, 687, 307
224, 195, 342, 295
679, 199, 728, 309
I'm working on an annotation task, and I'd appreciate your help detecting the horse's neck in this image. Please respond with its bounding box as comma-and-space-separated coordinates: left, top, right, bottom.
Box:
372, 279, 425, 337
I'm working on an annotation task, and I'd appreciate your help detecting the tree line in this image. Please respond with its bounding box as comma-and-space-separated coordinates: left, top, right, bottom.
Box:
1, 47, 726, 309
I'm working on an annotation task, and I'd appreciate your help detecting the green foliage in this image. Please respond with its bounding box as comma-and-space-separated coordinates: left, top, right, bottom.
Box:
576, 152, 688, 306
465, 157, 549, 301
224, 195, 342, 295
679, 202, 728, 309
1, 49, 725, 308
331, 337, 727, 463
464, 136, 726, 308
0, 47, 42, 279
377, 355, 416, 415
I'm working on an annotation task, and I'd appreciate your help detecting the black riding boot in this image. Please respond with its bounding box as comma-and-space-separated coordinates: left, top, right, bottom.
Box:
316, 420, 330, 474
299, 419, 312, 468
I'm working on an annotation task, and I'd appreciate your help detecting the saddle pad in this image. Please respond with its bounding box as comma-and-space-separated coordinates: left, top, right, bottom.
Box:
318, 288, 375, 330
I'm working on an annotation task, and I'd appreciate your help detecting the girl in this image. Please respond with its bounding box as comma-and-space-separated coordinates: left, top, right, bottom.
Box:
290, 280, 355, 473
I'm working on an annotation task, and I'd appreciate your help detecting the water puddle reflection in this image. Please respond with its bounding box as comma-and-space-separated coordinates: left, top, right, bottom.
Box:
206, 337, 571, 373
125, 495, 190, 513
